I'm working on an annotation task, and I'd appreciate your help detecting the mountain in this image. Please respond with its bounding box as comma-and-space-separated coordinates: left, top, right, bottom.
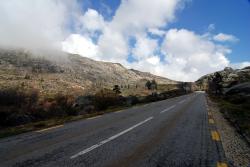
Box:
0, 49, 178, 97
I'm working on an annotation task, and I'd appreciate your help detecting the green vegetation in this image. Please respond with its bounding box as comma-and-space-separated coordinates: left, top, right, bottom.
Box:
112, 85, 121, 94
145, 79, 157, 90
210, 95, 250, 141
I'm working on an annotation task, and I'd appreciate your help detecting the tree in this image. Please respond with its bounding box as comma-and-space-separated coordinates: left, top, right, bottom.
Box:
113, 85, 121, 94
210, 72, 223, 95
214, 72, 223, 94
145, 80, 151, 90
151, 80, 157, 90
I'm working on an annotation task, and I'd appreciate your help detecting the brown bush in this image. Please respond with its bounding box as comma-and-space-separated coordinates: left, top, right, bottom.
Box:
0, 89, 78, 127
94, 89, 121, 110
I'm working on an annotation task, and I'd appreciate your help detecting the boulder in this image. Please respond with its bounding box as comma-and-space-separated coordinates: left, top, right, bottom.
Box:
225, 82, 250, 96
243, 66, 250, 70
236, 68, 250, 82
224, 67, 234, 73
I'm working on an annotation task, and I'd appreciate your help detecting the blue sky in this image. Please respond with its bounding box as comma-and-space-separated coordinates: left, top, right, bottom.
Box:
169, 0, 250, 63
0, 0, 249, 81
84, 0, 250, 63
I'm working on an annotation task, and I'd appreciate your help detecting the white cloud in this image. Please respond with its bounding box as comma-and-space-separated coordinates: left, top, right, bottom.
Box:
110, 0, 181, 34
0, 0, 78, 51
97, 27, 129, 62
161, 29, 230, 81
146, 56, 161, 65
213, 33, 239, 42
95, 0, 182, 61
231, 61, 250, 69
208, 24, 215, 31
148, 28, 166, 36
79, 8, 106, 33
62, 34, 98, 59
132, 35, 158, 60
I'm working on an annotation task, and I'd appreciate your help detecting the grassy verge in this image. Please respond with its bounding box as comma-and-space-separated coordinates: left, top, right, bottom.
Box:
0, 98, 163, 138
209, 94, 250, 143
0, 105, 129, 139
0, 91, 189, 139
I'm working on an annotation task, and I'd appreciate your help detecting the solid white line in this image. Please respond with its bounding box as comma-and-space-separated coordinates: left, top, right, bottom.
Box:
160, 105, 176, 114
36, 125, 63, 133
178, 99, 186, 104
70, 116, 154, 159
87, 115, 101, 120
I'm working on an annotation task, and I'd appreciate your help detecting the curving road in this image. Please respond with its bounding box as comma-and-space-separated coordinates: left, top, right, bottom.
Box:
0, 92, 228, 167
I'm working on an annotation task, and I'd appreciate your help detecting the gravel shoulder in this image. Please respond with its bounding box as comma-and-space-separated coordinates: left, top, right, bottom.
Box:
207, 95, 250, 167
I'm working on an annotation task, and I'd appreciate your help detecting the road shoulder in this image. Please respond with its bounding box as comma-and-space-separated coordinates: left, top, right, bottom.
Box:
206, 95, 250, 167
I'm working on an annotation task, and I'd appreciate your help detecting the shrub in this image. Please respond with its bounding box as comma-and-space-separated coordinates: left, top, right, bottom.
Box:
126, 96, 139, 106
94, 89, 120, 110
0, 89, 78, 127
0, 88, 25, 106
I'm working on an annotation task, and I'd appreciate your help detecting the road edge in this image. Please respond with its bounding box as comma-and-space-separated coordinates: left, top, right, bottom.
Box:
206, 94, 250, 167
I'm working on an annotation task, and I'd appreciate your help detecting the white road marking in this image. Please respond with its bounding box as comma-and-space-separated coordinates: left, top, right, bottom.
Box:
70, 116, 154, 159
160, 105, 176, 114
87, 115, 101, 120
36, 125, 63, 133
178, 99, 186, 104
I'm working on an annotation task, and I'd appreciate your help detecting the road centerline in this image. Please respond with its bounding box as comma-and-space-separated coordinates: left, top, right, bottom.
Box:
70, 116, 154, 159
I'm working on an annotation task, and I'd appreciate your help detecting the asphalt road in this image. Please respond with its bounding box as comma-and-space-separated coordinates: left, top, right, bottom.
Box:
0, 92, 228, 167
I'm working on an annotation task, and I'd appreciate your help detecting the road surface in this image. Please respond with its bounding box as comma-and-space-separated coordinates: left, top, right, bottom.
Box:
0, 92, 228, 167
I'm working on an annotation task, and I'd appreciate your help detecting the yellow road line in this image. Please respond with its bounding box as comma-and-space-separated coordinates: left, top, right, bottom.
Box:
36, 125, 63, 133
217, 162, 228, 167
209, 118, 215, 124
211, 131, 220, 141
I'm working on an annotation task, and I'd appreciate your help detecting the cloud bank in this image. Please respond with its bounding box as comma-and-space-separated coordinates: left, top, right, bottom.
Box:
0, 0, 79, 51
0, 0, 248, 81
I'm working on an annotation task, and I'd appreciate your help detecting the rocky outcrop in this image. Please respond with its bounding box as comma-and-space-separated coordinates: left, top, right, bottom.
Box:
225, 82, 250, 96
195, 66, 250, 93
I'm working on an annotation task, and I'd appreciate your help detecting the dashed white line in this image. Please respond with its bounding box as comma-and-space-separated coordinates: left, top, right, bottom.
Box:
160, 105, 176, 114
70, 116, 154, 159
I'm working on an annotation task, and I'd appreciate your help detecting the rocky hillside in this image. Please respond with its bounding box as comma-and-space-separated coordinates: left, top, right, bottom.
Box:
196, 67, 250, 144
0, 49, 178, 97
195, 66, 250, 92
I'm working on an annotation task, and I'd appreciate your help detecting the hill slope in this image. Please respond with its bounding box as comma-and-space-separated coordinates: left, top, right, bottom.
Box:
0, 49, 178, 97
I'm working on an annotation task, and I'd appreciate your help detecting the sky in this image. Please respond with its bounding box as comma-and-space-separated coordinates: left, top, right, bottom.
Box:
0, 0, 249, 81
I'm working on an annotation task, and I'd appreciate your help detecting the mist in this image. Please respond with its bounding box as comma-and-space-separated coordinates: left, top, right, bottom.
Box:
0, 0, 79, 54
